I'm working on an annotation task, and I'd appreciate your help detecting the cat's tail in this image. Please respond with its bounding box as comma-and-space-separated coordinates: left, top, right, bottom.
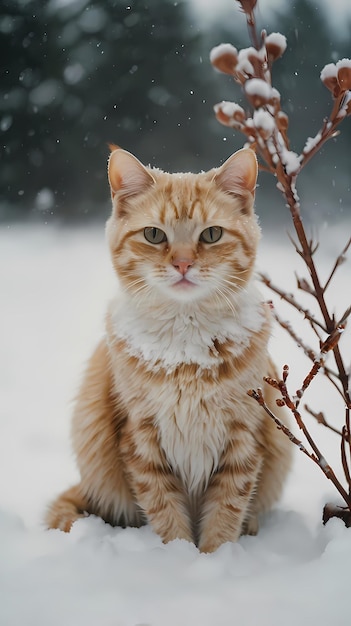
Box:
45, 484, 90, 532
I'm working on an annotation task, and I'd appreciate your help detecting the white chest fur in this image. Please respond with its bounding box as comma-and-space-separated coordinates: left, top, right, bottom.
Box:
108, 281, 265, 374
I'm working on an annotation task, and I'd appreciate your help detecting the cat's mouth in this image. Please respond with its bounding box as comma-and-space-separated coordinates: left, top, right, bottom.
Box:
173, 277, 197, 289
166, 275, 206, 301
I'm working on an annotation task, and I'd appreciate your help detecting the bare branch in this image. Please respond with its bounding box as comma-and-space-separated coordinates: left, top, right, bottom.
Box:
213, 0, 351, 523
259, 273, 326, 333
272, 311, 317, 361
296, 275, 315, 296
235, 1, 261, 51
341, 426, 351, 489
248, 386, 351, 509
323, 503, 351, 527
263, 366, 323, 455
299, 93, 348, 173
304, 404, 345, 438
347, 407, 351, 483
338, 305, 351, 327
247, 388, 314, 458
324, 236, 351, 293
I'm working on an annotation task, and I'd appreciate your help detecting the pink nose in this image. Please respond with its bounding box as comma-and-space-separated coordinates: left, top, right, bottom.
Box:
172, 258, 194, 276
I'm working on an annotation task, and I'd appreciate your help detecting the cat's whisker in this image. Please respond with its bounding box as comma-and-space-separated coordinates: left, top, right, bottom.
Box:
221, 275, 246, 286
122, 277, 146, 293
221, 273, 248, 288
208, 275, 242, 299
128, 279, 147, 292
132, 285, 155, 306
213, 290, 230, 315
220, 280, 241, 297
126, 277, 145, 287
214, 287, 238, 317
123, 279, 156, 306
217, 279, 244, 294
228, 267, 250, 276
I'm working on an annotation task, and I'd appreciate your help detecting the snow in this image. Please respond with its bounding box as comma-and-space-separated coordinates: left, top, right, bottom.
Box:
209, 43, 237, 65
271, 87, 281, 101
213, 101, 246, 128
320, 62, 337, 82
210, 44, 239, 76
1, 222, 351, 626
236, 48, 256, 77
245, 78, 273, 101
280, 147, 301, 175
336, 58, 351, 71
265, 32, 287, 56
216, 101, 245, 120
253, 109, 275, 136
303, 132, 322, 155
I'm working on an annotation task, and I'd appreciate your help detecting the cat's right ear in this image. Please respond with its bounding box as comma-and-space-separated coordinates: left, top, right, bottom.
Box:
108, 149, 155, 201
213, 148, 258, 197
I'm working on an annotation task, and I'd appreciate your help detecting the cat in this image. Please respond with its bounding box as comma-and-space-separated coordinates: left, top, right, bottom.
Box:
45, 147, 292, 552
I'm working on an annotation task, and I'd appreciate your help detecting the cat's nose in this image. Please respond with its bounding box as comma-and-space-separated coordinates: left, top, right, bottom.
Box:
172, 258, 194, 275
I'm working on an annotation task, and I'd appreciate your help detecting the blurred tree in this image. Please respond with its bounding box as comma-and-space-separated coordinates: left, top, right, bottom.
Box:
0, 0, 349, 222
0, 0, 225, 220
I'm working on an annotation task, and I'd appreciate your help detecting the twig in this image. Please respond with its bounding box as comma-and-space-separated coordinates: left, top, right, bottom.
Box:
247, 388, 315, 458
304, 404, 345, 439
236, 1, 261, 51
271, 310, 317, 361
346, 407, 351, 486
247, 387, 351, 509
259, 273, 326, 334
323, 503, 351, 527
263, 365, 323, 450
341, 425, 351, 490
272, 311, 344, 398
323, 236, 351, 293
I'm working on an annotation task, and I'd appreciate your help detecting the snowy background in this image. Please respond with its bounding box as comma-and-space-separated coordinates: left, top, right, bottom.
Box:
3, 0, 351, 222
1, 218, 351, 626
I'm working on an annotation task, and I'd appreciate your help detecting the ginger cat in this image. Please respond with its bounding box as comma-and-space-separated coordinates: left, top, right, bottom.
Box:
45, 147, 292, 552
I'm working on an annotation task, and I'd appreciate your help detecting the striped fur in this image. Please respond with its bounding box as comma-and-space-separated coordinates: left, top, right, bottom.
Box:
45, 149, 292, 552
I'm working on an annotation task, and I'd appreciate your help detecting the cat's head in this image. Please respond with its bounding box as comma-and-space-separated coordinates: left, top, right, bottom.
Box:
106, 148, 260, 307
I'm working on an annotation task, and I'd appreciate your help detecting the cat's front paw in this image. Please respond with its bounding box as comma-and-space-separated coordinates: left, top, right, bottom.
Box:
241, 515, 259, 536
198, 532, 240, 553
198, 540, 220, 554
160, 527, 194, 546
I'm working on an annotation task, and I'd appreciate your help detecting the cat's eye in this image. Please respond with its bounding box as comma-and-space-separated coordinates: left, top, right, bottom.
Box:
144, 227, 167, 244
199, 226, 223, 244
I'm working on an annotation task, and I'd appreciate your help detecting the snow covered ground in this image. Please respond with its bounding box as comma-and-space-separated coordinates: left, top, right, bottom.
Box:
1, 220, 351, 626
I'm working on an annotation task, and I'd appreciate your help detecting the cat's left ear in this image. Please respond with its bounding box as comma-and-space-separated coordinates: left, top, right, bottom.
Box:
108, 149, 156, 200
213, 148, 258, 198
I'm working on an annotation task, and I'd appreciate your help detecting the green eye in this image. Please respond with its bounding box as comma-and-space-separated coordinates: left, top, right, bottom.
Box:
199, 226, 223, 244
144, 227, 167, 244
